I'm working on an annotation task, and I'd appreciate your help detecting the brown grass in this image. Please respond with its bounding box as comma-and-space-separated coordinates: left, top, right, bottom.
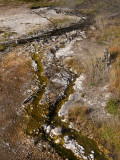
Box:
65, 57, 84, 74
67, 105, 120, 159
109, 46, 120, 98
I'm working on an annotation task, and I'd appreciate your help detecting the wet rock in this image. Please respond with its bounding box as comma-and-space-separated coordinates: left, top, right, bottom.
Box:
46, 125, 51, 134
55, 139, 60, 143
76, 37, 83, 42
64, 136, 86, 159
50, 45, 58, 54
51, 127, 63, 135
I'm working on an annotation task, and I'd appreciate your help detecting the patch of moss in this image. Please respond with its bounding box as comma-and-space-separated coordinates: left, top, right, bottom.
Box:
81, 93, 85, 97
106, 99, 120, 116
0, 44, 6, 51
25, 48, 49, 137
51, 76, 76, 125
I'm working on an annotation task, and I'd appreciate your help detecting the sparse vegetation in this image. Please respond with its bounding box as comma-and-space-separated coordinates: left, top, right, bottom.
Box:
48, 17, 76, 29
109, 46, 120, 98
65, 57, 84, 74
96, 25, 120, 45
68, 105, 120, 159
29, 0, 85, 8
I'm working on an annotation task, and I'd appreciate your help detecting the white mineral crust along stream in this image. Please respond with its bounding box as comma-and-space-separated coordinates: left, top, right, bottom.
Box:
64, 136, 94, 160
58, 74, 85, 118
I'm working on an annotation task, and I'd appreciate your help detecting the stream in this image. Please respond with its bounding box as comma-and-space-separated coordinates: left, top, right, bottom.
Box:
23, 26, 108, 160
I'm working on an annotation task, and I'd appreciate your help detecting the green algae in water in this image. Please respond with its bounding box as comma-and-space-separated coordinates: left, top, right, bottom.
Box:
50, 142, 79, 160
25, 50, 49, 137
51, 119, 107, 160
25, 47, 107, 159
50, 77, 108, 160
50, 76, 76, 123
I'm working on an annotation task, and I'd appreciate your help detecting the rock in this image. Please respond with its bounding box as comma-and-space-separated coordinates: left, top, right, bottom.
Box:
51, 127, 63, 135
55, 139, 60, 143
64, 135, 87, 159
50, 46, 59, 54
50, 47, 56, 53
43, 124, 51, 134
46, 125, 51, 134
76, 37, 83, 42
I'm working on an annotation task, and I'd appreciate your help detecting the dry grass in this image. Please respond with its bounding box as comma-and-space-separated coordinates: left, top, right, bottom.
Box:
94, 122, 120, 160
68, 105, 120, 159
65, 57, 84, 74
29, 0, 85, 8
96, 25, 120, 45
109, 46, 120, 98
48, 17, 76, 29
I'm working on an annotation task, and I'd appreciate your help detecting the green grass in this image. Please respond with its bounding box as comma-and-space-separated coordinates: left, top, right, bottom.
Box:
106, 99, 120, 116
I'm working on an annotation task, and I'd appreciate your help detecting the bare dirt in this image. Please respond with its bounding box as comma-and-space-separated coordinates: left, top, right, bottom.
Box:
0, 5, 79, 38
0, 46, 63, 160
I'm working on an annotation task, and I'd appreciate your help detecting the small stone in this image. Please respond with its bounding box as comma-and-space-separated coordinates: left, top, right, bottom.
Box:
51, 127, 63, 135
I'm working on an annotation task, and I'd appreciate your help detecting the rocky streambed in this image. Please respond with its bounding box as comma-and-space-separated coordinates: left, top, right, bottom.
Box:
21, 26, 108, 159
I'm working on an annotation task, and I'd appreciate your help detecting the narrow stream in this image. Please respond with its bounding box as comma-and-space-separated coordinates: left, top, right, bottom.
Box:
24, 39, 108, 160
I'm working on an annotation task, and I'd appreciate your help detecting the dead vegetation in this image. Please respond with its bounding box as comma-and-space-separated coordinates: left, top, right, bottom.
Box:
109, 46, 120, 98
68, 105, 120, 160
65, 57, 84, 74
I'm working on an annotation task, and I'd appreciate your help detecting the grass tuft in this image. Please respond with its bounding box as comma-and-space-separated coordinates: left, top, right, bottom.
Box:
106, 99, 120, 116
